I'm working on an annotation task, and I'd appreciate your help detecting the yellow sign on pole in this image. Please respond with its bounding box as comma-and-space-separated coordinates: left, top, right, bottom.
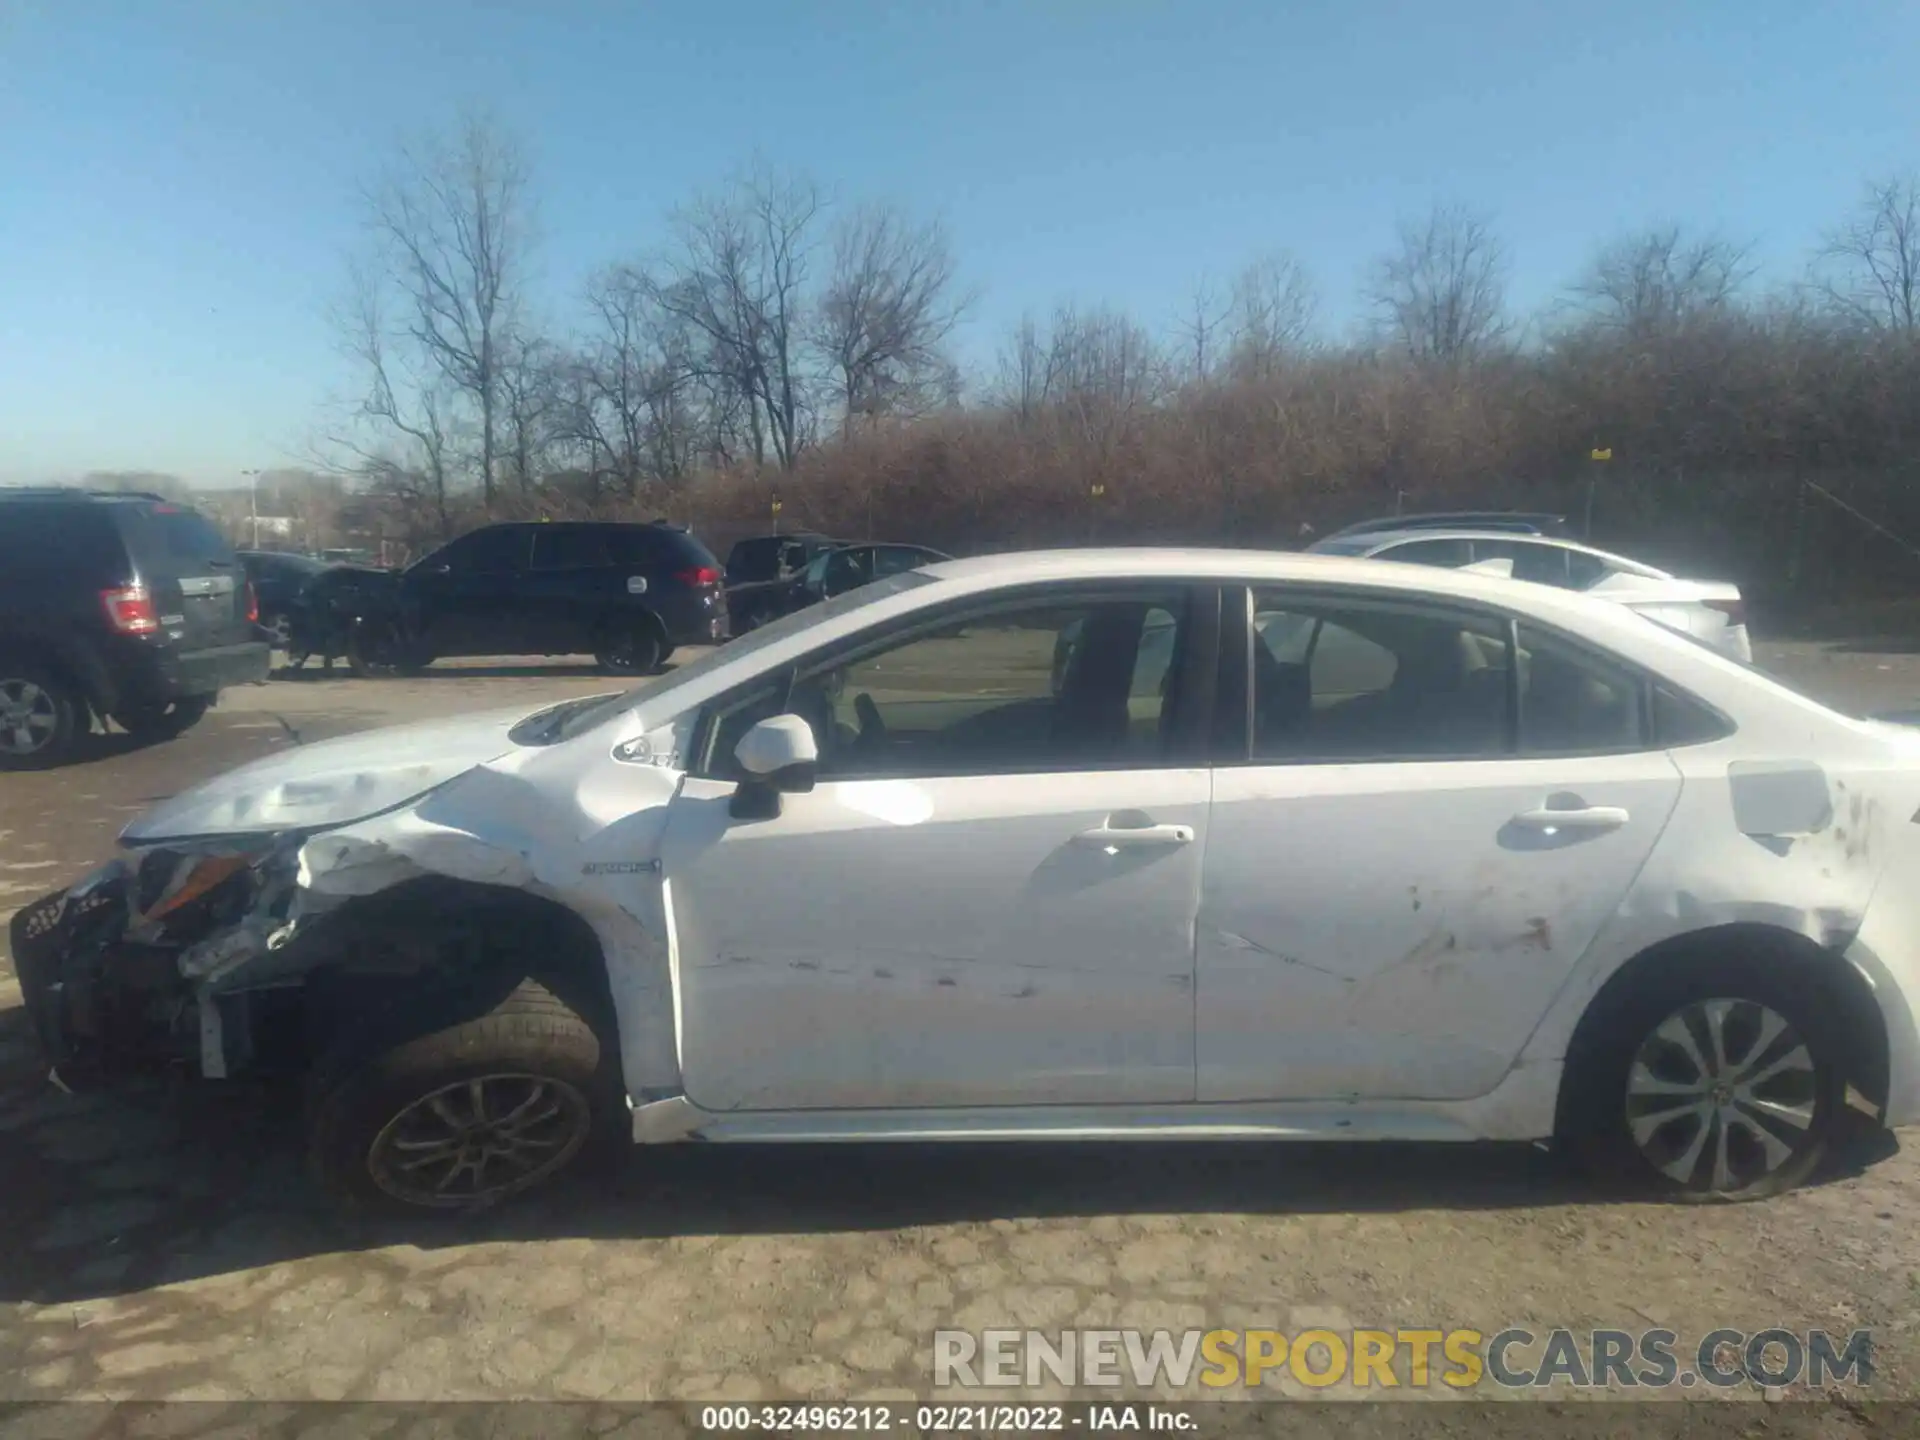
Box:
1590, 447, 1613, 462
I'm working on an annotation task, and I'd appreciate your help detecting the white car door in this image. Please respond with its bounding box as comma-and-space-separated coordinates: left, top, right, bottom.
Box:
1198, 588, 1683, 1102
659, 585, 1211, 1112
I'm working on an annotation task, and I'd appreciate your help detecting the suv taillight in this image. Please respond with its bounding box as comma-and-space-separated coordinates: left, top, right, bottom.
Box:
675, 566, 722, 587
102, 584, 159, 635
245, 581, 259, 624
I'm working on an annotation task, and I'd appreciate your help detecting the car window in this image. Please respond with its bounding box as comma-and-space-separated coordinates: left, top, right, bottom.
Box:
801, 551, 832, 592
1515, 623, 1647, 751
1375, 538, 1472, 568
436, 527, 526, 574
531, 527, 610, 570
822, 548, 873, 594
705, 591, 1189, 780
871, 546, 934, 579
117, 504, 235, 574
1249, 592, 1512, 760
1653, 683, 1733, 746
1472, 538, 1573, 587
1564, 551, 1612, 590
0, 504, 125, 581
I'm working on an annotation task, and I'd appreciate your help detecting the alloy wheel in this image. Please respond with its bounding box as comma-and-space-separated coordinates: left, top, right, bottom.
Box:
367, 1073, 591, 1207
0, 679, 59, 756
1624, 997, 1819, 1193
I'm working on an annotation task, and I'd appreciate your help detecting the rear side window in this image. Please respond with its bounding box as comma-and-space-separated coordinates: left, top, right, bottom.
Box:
0, 503, 126, 581
608, 527, 719, 570
1474, 538, 1574, 587
1377, 538, 1472, 568
1653, 683, 1733, 746
531, 528, 610, 569
1515, 623, 1648, 752
440, 527, 527, 573
117, 504, 234, 572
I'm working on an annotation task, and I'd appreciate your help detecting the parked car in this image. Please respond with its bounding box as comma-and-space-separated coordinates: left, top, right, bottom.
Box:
1320, 511, 1571, 542
236, 550, 334, 647
0, 488, 269, 768
723, 531, 844, 631
729, 542, 951, 632
15, 547, 1920, 1212
1307, 528, 1752, 661
339, 520, 729, 677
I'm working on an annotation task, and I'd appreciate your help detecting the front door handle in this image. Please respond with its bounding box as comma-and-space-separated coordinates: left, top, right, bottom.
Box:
1073, 820, 1195, 849
1511, 805, 1629, 834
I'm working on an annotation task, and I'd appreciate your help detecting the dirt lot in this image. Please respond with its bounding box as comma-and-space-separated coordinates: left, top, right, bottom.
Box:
2, 642, 1920, 1410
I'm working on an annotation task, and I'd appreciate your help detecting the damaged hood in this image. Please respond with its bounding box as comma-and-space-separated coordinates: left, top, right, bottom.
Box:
121, 702, 548, 843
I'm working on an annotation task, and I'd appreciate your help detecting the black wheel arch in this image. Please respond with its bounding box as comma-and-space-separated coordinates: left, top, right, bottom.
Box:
0, 629, 113, 719
288, 877, 623, 1089
1554, 921, 1890, 1137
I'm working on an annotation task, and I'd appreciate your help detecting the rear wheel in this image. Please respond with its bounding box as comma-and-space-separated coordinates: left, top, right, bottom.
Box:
1562, 954, 1845, 1201
306, 979, 619, 1213
348, 618, 429, 678
0, 663, 80, 770
113, 695, 211, 740
594, 618, 664, 676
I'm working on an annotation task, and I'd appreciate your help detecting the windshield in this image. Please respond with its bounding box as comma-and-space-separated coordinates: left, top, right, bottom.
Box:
538, 568, 942, 743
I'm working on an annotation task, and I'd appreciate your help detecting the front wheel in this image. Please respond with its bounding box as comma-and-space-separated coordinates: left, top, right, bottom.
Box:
113, 695, 211, 740
1562, 956, 1845, 1202
306, 980, 618, 1213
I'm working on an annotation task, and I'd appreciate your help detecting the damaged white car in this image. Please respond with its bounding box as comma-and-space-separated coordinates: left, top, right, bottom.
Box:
13, 548, 1920, 1212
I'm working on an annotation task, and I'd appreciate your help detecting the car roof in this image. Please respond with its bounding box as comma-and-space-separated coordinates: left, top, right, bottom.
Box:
1325, 510, 1567, 538
1330, 529, 1670, 577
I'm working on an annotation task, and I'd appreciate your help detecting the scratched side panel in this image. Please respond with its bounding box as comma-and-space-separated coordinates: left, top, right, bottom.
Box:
1197, 753, 1683, 1102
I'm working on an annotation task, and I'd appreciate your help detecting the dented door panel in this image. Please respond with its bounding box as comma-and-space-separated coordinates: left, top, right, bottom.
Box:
1198, 753, 1683, 1102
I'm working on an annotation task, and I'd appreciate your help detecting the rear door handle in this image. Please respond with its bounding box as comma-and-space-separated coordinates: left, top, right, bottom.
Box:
1511, 805, 1629, 833
1073, 821, 1195, 849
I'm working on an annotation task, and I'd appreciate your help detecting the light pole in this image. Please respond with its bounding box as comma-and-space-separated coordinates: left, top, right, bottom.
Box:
241, 469, 261, 548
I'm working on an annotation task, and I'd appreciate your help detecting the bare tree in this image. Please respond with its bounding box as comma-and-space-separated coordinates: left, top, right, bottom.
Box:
1817, 175, 1920, 333
1226, 253, 1317, 376
1175, 278, 1231, 383
363, 113, 533, 501
654, 168, 823, 470
1573, 226, 1751, 334
1368, 203, 1508, 364
498, 333, 563, 493
817, 205, 965, 433
334, 262, 457, 535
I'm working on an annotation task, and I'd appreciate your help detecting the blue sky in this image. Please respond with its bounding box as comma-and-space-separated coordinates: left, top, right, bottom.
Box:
2, 0, 1916, 485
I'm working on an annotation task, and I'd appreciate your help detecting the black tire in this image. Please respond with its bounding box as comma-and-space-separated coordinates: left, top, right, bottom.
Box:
112, 695, 211, 740
594, 618, 664, 677
306, 978, 620, 1213
1561, 949, 1846, 1202
348, 618, 428, 679
0, 659, 83, 770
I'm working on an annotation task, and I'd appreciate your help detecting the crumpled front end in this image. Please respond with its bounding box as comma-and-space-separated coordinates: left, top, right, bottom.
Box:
9, 839, 308, 1086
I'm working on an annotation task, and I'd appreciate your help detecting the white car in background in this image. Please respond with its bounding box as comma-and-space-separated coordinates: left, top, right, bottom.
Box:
1307, 528, 1752, 662
13, 548, 1919, 1215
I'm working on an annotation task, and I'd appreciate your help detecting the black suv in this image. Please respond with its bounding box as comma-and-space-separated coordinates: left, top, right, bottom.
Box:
346, 520, 728, 677
0, 489, 270, 768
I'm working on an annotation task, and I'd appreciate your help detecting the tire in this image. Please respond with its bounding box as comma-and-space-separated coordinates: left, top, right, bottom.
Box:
112, 695, 211, 740
348, 618, 428, 679
1561, 950, 1846, 1202
306, 978, 619, 1213
594, 618, 664, 677
0, 660, 82, 770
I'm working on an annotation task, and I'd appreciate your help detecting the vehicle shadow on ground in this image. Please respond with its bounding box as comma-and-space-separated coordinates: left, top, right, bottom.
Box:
266, 660, 634, 681
0, 1006, 1896, 1308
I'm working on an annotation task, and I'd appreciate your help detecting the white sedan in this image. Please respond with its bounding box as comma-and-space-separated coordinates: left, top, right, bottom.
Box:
1306, 528, 1753, 662
11, 548, 1918, 1212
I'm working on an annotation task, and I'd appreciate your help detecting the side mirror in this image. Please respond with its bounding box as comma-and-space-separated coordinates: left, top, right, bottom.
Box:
731, 715, 819, 820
